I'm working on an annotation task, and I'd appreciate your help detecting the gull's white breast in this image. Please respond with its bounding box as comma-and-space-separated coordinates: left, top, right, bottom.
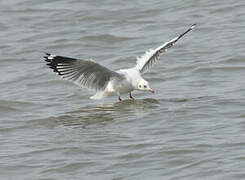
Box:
114, 68, 142, 94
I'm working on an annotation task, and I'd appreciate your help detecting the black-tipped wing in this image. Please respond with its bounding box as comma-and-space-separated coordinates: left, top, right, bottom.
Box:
136, 24, 196, 74
44, 54, 122, 91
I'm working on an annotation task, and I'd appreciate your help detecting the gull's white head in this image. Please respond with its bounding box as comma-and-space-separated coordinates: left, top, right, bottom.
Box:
137, 80, 154, 93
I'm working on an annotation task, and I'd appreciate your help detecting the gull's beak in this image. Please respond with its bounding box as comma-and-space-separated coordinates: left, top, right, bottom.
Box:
148, 88, 154, 93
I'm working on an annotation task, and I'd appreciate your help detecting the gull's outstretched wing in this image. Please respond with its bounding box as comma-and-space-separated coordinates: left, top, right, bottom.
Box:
44, 54, 122, 91
135, 24, 196, 74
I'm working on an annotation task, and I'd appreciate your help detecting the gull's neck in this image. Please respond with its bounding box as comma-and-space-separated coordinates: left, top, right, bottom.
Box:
117, 67, 144, 89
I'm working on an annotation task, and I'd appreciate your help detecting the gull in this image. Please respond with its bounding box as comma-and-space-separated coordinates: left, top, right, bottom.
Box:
44, 24, 195, 101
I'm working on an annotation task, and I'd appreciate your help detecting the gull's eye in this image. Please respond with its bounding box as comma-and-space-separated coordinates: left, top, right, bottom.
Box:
144, 85, 147, 88
139, 85, 141, 88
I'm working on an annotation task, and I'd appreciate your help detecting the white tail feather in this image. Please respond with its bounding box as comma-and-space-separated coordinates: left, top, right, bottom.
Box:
90, 91, 109, 100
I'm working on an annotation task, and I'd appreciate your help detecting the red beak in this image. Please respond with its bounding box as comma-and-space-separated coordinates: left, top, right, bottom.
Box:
148, 88, 154, 93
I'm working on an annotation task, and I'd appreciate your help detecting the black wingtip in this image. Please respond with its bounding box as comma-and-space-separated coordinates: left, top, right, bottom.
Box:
190, 24, 196, 29
43, 53, 52, 62
44, 53, 51, 59
177, 24, 196, 40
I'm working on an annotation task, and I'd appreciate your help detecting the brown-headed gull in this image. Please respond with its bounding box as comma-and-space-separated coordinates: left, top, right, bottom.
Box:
44, 24, 195, 101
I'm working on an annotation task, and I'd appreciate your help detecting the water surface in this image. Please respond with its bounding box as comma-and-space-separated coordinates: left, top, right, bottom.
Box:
1, 0, 245, 179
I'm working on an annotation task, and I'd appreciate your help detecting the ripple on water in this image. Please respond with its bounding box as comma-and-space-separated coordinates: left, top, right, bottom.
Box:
28, 98, 160, 129
1, 0, 245, 179
81, 34, 135, 43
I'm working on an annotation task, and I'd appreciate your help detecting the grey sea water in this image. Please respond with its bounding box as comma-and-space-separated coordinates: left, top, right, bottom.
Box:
1, 0, 245, 179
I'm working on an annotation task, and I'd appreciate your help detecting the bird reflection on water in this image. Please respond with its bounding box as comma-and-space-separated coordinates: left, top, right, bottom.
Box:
55, 98, 160, 129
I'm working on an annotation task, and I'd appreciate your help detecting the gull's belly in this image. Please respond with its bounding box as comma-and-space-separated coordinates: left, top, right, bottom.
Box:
116, 80, 134, 94
118, 86, 133, 94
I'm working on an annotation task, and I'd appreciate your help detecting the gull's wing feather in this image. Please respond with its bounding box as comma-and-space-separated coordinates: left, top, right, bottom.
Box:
136, 24, 196, 74
44, 54, 122, 91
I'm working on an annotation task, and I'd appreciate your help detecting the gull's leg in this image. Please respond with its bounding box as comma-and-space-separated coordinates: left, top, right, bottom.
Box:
117, 92, 122, 102
129, 92, 135, 100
